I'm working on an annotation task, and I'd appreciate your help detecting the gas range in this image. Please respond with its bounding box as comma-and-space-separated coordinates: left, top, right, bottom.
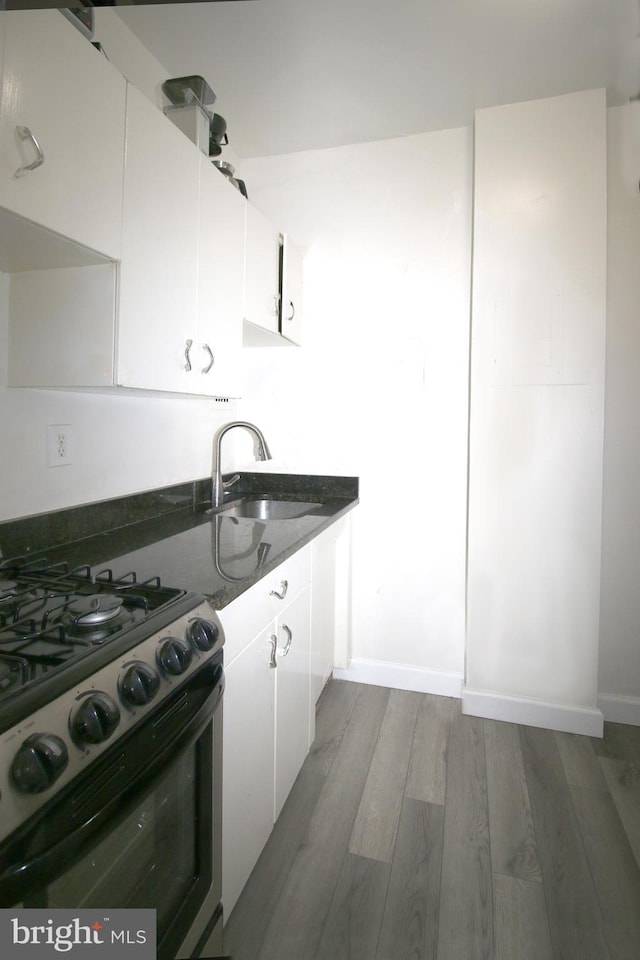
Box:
0, 555, 224, 847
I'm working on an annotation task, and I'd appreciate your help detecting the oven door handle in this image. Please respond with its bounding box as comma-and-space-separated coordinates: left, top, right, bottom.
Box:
0, 663, 223, 906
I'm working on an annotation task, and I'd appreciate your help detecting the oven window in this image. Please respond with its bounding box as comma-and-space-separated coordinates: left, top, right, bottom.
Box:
42, 741, 205, 940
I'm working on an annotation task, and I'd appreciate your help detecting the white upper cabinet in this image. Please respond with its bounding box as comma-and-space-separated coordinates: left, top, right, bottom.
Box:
116, 84, 200, 394
196, 157, 244, 398
0, 10, 125, 259
8, 85, 245, 397
279, 233, 304, 345
243, 202, 281, 335
118, 92, 244, 397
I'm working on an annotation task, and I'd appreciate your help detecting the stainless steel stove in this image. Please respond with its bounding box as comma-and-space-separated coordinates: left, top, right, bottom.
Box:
0, 555, 225, 960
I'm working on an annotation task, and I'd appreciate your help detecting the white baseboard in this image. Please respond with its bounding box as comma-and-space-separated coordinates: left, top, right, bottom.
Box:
333, 658, 463, 699
598, 693, 640, 727
462, 686, 604, 737
333, 661, 612, 736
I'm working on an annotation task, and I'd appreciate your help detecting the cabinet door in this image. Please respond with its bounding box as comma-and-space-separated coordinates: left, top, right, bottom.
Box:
280, 234, 304, 345
222, 624, 275, 916
310, 516, 351, 693
196, 157, 244, 398
0, 10, 125, 259
117, 84, 200, 393
243, 202, 280, 334
274, 584, 311, 819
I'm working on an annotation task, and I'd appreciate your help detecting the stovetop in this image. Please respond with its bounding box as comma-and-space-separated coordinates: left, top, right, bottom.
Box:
0, 556, 187, 714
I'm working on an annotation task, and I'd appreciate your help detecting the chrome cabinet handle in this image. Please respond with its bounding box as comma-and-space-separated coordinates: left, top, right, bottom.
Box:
201, 343, 214, 374
267, 634, 278, 669
286, 300, 295, 322
15, 126, 45, 178
277, 624, 293, 658
184, 339, 193, 372
270, 579, 288, 600
273, 293, 281, 318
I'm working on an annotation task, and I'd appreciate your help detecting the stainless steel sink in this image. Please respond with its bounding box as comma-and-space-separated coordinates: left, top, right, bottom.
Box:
218, 498, 323, 520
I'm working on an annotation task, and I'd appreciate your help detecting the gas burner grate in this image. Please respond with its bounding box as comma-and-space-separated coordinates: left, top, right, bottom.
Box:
0, 556, 188, 704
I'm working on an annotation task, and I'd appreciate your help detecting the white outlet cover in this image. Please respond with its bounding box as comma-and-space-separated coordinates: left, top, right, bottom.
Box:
47, 424, 73, 467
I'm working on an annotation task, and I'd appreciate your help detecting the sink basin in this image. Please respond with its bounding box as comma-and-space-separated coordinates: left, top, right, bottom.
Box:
218, 499, 323, 520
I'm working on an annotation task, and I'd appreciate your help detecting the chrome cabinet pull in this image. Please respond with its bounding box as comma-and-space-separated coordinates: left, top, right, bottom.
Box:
286, 300, 295, 322
270, 579, 288, 600
277, 624, 293, 658
15, 126, 45, 178
267, 634, 278, 669
184, 339, 193, 372
201, 343, 214, 374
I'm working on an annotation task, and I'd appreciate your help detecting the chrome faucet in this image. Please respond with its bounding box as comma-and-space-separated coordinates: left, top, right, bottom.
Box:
211, 421, 272, 511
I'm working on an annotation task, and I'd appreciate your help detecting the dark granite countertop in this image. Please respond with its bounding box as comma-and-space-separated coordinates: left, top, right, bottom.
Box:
0, 473, 359, 609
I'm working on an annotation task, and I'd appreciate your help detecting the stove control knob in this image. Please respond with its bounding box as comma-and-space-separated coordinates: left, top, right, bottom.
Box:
157, 637, 193, 676
120, 661, 161, 706
11, 733, 69, 794
186, 617, 220, 652
71, 692, 120, 744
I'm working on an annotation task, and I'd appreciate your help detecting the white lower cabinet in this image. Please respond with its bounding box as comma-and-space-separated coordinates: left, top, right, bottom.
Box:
220, 547, 312, 917
310, 515, 351, 702
273, 585, 312, 818
221, 622, 275, 920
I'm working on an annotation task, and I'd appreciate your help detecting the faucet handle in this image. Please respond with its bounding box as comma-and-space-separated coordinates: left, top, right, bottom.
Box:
222, 473, 240, 491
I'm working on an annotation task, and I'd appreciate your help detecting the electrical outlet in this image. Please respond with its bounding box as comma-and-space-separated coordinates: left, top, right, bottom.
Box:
47, 425, 73, 467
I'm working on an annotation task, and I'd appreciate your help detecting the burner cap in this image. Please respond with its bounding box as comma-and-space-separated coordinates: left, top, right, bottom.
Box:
0, 655, 23, 692
68, 594, 124, 626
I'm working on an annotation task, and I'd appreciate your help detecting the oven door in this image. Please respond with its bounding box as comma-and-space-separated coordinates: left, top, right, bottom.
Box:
0, 654, 224, 960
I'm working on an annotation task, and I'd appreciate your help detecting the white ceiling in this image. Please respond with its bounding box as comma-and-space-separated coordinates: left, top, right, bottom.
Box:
117, 0, 640, 158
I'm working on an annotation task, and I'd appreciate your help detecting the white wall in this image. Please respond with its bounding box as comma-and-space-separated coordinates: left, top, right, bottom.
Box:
598, 102, 640, 723
241, 128, 472, 690
465, 90, 607, 735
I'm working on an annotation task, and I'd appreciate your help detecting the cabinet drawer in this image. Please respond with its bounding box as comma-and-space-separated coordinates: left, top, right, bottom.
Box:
219, 545, 311, 665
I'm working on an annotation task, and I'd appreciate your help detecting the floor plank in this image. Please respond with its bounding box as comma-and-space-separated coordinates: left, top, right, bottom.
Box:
349, 689, 421, 863
598, 757, 640, 870
555, 730, 608, 791
257, 683, 390, 960
406, 694, 457, 805
493, 874, 553, 960
307, 678, 363, 778
592, 721, 640, 767
570, 783, 640, 960
484, 719, 541, 882
315, 854, 390, 960
376, 798, 444, 960
436, 713, 493, 960
519, 725, 611, 960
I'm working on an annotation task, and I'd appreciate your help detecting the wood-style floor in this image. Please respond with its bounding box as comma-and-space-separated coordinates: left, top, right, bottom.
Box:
223, 680, 640, 960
